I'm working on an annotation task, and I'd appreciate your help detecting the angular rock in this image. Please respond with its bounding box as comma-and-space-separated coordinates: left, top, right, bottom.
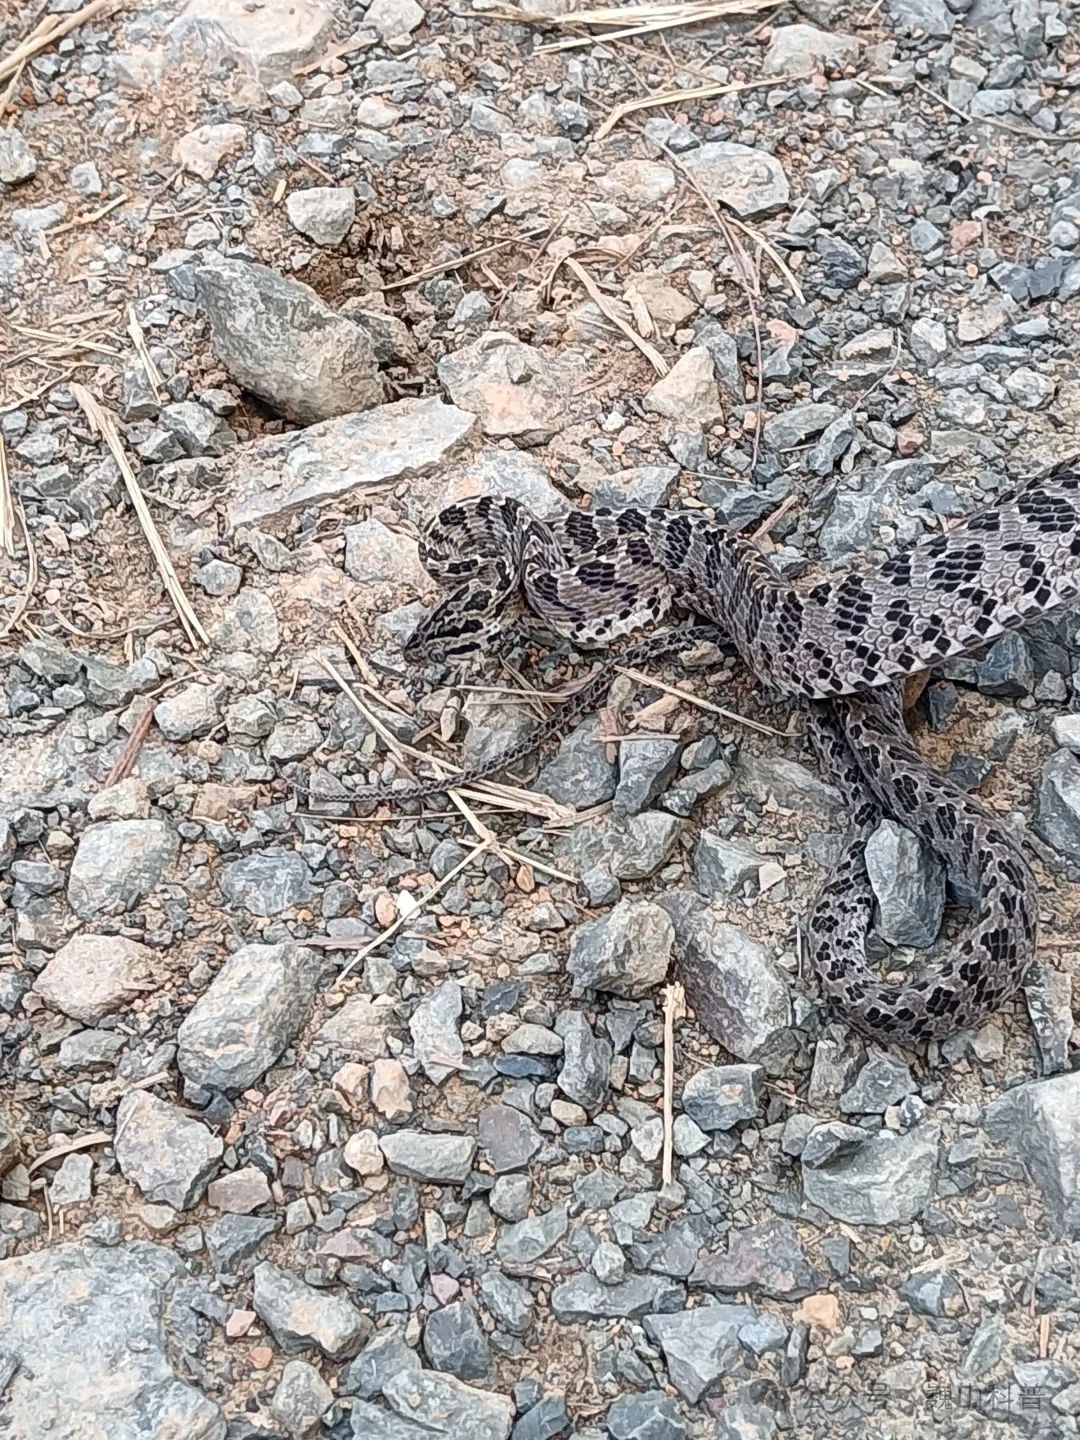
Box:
644, 1303, 756, 1403
205, 1214, 278, 1271
660, 899, 793, 1068
1035, 750, 1080, 862
219, 848, 313, 916
556, 1011, 612, 1115
410, 980, 463, 1085
693, 833, 763, 897
34, 935, 155, 1022
378, 1368, 513, 1440
762, 23, 859, 77
606, 1392, 686, 1440
193, 258, 384, 425
223, 396, 474, 528
801, 1124, 940, 1225
177, 943, 320, 1093
984, 1072, 1080, 1233
0, 1241, 224, 1439
566, 899, 673, 999
614, 738, 684, 818
691, 1220, 820, 1300
67, 820, 179, 919
643, 347, 722, 426
496, 1205, 568, 1268
253, 1262, 369, 1359
864, 819, 945, 948
115, 1092, 223, 1211
423, 1300, 491, 1381
479, 1271, 534, 1335
682, 1064, 763, 1131
173, 122, 246, 181
167, 0, 334, 81
0, 129, 36, 186
554, 811, 683, 881
286, 186, 357, 247
319, 996, 394, 1061
379, 1131, 475, 1184
536, 719, 618, 808
550, 1274, 684, 1322
478, 1105, 542, 1173
438, 333, 570, 446
271, 1359, 334, 1437
679, 143, 790, 218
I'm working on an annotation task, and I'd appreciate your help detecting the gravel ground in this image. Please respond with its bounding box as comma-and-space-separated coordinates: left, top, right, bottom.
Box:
2, 0, 1080, 1437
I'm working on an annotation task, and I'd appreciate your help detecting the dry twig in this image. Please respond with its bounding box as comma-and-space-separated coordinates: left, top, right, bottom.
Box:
0, 0, 123, 85
70, 386, 208, 649
661, 982, 685, 1185
0, 437, 14, 559
560, 254, 668, 376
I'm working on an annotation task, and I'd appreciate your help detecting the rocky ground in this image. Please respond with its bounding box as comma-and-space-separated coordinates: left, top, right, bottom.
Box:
2, 0, 1080, 1436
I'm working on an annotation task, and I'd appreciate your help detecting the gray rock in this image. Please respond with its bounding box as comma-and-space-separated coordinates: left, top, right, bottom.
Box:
613, 738, 683, 819
555, 811, 683, 881
253, 1261, 369, 1358
566, 899, 673, 999
691, 1219, 819, 1300
659, 900, 793, 1067
839, 1053, 916, 1114
606, 1392, 686, 1440
663, 759, 732, 817
0, 1241, 224, 1438
271, 1359, 334, 1437
1035, 750, 1080, 861
219, 848, 313, 916
177, 943, 321, 1093
160, 402, 235, 457
410, 980, 463, 1085
550, 1274, 684, 1322
887, 0, 953, 35
193, 257, 384, 424
864, 819, 945, 947
679, 143, 789, 217
643, 348, 723, 426
536, 720, 618, 808
48, 1153, 93, 1209
801, 1124, 940, 1225
67, 820, 179, 919
983, 1072, 1080, 1232
713, 1387, 779, 1440
205, 1214, 278, 1271
115, 1092, 223, 1211
438, 333, 569, 447
556, 1011, 612, 1114
762, 403, 844, 452
0, 130, 36, 186
644, 1304, 756, 1402
479, 1271, 534, 1335
379, 1131, 476, 1184
341, 1329, 421, 1399
817, 235, 866, 290
360, 1368, 514, 1440
800, 1122, 868, 1170
478, 1105, 542, 1173
496, 1205, 568, 1268
899, 1270, 966, 1318
489, 1174, 532, 1222
286, 186, 357, 246
223, 395, 474, 529
909, 317, 947, 366
693, 832, 762, 897
762, 22, 858, 77
34, 935, 155, 1022
423, 1301, 491, 1380
682, 1064, 763, 1131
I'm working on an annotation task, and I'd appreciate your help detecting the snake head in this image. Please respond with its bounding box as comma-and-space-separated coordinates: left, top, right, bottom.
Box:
403, 584, 506, 664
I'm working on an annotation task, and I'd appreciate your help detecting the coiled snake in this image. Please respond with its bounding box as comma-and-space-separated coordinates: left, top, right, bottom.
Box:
340, 458, 1080, 1044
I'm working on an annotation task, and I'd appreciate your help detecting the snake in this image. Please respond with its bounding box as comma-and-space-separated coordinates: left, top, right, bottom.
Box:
322, 457, 1080, 1044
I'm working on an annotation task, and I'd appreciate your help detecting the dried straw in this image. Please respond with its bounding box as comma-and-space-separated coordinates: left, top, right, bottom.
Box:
0, 0, 124, 86
70, 386, 208, 649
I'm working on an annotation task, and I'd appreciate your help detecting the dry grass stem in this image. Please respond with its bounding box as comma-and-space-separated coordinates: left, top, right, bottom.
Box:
320, 656, 443, 782
596, 78, 775, 141
615, 664, 789, 736
0, 437, 14, 558
126, 306, 165, 401
561, 255, 668, 375
375, 229, 548, 292
487, 0, 783, 51
70, 385, 208, 649
331, 840, 490, 982
45, 192, 129, 239
661, 982, 686, 1185
0, 0, 123, 85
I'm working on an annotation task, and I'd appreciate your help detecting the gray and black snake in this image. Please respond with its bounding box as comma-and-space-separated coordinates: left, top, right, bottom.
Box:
325, 457, 1080, 1044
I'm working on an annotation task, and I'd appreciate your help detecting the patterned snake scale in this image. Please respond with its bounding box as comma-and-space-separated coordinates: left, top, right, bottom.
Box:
342, 457, 1080, 1044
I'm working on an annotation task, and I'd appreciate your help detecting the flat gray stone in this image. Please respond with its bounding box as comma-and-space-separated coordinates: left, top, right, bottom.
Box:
409, 980, 463, 1086
644, 1304, 757, 1402
864, 819, 945, 947
551, 1274, 684, 1322
222, 396, 474, 528
801, 1124, 940, 1225
177, 943, 321, 1093
566, 899, 673, 999
554, 811, 684, 882
219, 848, 313, 916
115, 1092, 223, 1211
679, 143, 790, 217
379, 1131, 475, 1184
67, 820, 179, 919
682, 1065, 763, 1131
984, 1072, 1080, 1233
167, 0, 334, 81
253, 1262, 369, 1359
691, 1219, 821, 1300
0, 1241, 224, 1439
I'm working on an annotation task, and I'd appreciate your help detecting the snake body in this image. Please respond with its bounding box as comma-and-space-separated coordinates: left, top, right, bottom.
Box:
355, 458, 1080, 1043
